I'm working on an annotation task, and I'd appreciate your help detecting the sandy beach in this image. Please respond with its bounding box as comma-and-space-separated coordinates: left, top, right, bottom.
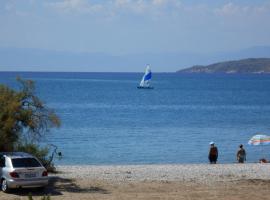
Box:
1, 163, 270, 200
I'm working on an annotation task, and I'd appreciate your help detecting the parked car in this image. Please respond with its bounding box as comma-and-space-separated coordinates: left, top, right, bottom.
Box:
0, 152, 49, 192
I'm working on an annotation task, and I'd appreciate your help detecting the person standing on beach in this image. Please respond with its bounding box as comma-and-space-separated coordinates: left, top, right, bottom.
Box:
236, 144, 246, 163
208, 142, 218, 164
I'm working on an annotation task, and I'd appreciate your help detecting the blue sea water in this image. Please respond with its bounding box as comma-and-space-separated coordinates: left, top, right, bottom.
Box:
1, 72, 270, 165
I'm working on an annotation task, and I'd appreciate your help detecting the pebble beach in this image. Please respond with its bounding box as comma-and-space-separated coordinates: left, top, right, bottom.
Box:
57, 163, 270, 184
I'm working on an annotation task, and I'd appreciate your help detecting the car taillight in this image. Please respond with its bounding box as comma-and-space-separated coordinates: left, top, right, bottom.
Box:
42, 171, 48, 176
9, 172, 19, 178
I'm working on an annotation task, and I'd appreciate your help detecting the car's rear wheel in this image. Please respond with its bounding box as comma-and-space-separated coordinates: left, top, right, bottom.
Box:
1, 179, 9, 193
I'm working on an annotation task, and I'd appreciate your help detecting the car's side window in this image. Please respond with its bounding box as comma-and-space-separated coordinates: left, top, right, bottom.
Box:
0, 156, 5, 168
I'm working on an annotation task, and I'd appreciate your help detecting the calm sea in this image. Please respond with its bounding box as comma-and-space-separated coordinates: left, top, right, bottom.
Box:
1, 72, 270, 165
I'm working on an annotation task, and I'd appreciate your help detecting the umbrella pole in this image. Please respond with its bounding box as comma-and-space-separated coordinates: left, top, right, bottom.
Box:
261, 145, 263, 160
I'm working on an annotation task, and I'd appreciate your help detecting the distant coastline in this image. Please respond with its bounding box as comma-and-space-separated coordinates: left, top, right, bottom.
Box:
177, 58, 270, 74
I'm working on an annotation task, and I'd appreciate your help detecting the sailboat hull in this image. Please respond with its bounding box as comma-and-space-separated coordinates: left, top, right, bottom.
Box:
137, 86, 154, 89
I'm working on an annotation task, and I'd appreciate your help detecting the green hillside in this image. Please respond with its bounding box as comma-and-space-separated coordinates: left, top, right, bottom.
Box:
177, 58, 270, 73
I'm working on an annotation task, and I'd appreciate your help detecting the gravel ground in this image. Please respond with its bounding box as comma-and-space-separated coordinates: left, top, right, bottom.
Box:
56, 163, 270, 184
2, 164, 270, 200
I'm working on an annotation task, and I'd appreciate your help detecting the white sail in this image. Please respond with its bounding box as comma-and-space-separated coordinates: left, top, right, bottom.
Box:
139, 75, 145, 87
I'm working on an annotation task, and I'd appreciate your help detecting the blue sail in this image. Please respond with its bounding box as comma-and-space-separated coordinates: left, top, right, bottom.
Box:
144, 71, 152, 81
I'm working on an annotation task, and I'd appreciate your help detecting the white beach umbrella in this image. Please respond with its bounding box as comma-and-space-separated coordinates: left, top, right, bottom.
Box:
248, 134, 270, 161
248, 134, 270, 146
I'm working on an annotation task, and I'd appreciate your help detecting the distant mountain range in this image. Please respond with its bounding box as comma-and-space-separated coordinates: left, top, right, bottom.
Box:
0, 46, 270, 72
177, 58, 270, 74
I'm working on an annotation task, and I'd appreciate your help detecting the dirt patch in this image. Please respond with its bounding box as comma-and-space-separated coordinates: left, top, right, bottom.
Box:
1, 177, 270, 200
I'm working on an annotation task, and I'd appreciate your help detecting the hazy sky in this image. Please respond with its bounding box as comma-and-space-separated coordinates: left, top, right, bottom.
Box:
0, 0, 270, 71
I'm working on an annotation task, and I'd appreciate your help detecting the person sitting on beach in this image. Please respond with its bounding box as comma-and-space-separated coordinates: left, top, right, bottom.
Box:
208, 142, 218, 164
236, 144, 246, 163
259, 158, 268, 163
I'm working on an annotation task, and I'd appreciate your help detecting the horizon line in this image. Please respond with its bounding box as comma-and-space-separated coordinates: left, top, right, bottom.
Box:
0, 70, 175, 74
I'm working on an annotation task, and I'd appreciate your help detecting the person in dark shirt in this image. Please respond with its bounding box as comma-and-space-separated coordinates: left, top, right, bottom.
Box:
236, 144, 246, 163
208, 142, 218, 164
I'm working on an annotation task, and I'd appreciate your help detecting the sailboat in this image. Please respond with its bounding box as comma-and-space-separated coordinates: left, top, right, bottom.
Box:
137, 65, 154, 89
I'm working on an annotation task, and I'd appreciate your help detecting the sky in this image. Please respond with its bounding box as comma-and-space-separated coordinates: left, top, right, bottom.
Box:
0, 0, 270, 71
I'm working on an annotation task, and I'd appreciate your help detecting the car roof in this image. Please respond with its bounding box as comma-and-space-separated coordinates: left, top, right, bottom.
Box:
0, 152, 35, 159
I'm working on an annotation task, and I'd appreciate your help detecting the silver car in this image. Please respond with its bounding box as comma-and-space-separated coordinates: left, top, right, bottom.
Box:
0, 152, 49, 192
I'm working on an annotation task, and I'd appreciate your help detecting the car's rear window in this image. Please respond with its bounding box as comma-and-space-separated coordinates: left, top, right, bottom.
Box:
11, 158, 41, 168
